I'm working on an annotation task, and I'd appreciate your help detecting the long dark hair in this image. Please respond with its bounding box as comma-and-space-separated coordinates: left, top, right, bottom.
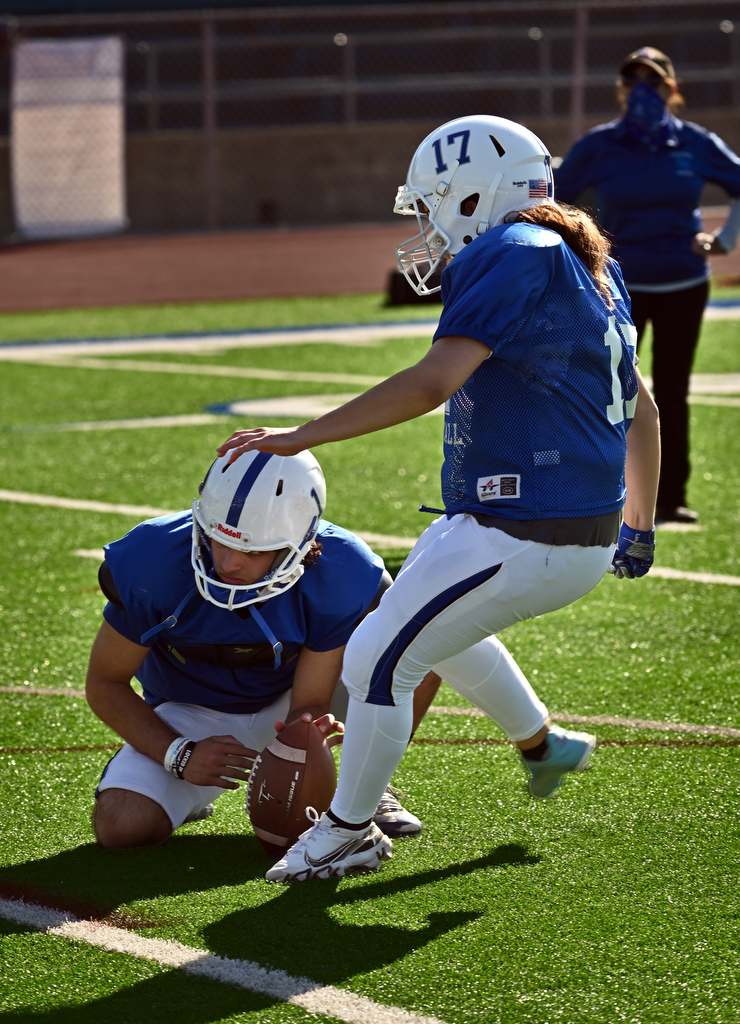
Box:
301, 539, 323, 569
504, 201, 614, 306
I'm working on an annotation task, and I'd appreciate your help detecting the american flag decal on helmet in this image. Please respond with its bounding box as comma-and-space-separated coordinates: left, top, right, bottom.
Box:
529, 179, 550, 198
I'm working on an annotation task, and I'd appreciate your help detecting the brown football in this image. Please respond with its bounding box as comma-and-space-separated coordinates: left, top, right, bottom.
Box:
246, 719, 337, 859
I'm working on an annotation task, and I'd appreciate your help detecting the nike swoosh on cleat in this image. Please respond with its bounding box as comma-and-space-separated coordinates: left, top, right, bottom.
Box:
304, 839, 368, 869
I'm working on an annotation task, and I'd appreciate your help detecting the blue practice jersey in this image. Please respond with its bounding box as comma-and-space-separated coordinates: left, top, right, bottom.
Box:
434, 221, 638, 522
103, 513, 384, 713
555, 117, 740, 285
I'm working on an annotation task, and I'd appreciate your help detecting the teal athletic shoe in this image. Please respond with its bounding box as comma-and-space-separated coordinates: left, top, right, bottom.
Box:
522, 725, 596, 799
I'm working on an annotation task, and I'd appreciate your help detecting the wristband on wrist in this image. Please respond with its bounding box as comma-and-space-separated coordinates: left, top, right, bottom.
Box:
164, 736, 193, 776
172, 741, 196, 779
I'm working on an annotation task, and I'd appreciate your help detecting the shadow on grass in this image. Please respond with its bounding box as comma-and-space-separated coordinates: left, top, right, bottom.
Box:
0, 844, 538, 1022
0, 968, 281, 1023
0, 833, 273, 921
204, 844, 538, 982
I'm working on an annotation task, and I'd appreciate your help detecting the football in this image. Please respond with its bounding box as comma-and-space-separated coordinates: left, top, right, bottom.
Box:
246, 718, 337, 859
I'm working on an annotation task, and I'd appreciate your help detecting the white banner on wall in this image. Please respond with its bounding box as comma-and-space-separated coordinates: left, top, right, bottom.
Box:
11, 36, 126, 240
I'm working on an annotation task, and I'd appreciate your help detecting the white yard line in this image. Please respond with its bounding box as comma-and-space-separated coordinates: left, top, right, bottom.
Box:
0, 898, 448, 1024
0, 491, 421, 549
9, 389, 733, 433
0, 489, 172, 518
8, 414, 226, 433
430, 706, 740, 738
2, 687, 737, 738
1, 487, 737, 567
703, 305, 740, 320
648, 565, 740, 585
33, 357, 386, 387
5, 397, 443, 430
0, 685, 87, 698
687, 395, 740, 407
0, 321, 439, 361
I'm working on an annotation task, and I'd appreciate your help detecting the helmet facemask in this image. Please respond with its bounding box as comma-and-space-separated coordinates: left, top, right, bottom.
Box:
394, 186, 452, 295
191, 512, 309, 611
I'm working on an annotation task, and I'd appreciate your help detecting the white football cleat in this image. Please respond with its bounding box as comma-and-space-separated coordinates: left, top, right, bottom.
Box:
265, 808, 392, 882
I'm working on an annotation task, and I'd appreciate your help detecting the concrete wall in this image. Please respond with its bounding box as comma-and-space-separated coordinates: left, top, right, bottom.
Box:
1, 110, 738, 239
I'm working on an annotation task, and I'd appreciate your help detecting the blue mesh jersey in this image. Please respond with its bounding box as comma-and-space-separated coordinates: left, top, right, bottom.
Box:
434, 221, 638, 521
103, 513, 384, 713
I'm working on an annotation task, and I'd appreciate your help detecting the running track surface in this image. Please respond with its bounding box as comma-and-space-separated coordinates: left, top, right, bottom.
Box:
0, 208, 738, 312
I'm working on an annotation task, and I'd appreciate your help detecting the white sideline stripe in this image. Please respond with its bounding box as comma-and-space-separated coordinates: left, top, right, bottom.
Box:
0, 898, 448, 1024
0, 322, 439, 361
47, 361, 740, 397
703, 305, 740, 320
648, 565, 740, 586
5, 398, 444, 432
0, 685, 86, 698
688, 395, 740, 407
0, 490, 422, 549
654, 521, 702, 532
24, 356, 386, 388
0, 489, 172, 518
430, 707, 740, 738
4, 490, 740, 569
3, 488, 738, 572
8, 414, 226, 432
1, 686, 737, 739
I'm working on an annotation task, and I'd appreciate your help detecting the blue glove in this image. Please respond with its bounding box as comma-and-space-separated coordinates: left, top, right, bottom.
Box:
608, 523, 655, 579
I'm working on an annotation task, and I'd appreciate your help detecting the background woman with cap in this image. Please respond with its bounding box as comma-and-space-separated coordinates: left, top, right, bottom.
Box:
556, 46, 740, 523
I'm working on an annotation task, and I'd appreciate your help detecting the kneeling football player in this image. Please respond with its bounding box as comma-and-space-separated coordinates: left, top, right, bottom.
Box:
86, 450, 430, 849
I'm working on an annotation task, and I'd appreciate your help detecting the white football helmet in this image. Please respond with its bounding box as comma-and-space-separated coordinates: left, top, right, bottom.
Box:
394, 114, 553, 294
191, 450, 326, 610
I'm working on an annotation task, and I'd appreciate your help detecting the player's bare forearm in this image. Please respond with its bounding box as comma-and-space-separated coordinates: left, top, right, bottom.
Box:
217, 335, 491, 461
86, 621, 178, 759
623, 372, 660, 531
275, 645, 347, 746
86, 622, 254, 787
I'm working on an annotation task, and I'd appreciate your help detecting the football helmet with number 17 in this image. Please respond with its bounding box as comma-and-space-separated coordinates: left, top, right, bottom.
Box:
394, 114, 553, 294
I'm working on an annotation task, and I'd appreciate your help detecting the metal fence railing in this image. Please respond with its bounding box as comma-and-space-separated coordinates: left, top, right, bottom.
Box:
1, 0, 739, 238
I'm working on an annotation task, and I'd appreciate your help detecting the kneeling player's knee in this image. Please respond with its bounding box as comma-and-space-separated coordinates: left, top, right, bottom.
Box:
94, 788, 172, 849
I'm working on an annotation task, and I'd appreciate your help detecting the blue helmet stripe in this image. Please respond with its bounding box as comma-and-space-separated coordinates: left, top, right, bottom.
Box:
226, 452, 274, 527
366, 562, 503, 706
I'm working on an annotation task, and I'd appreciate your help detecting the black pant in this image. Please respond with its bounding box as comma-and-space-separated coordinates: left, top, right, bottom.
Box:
629, 281, 709, 510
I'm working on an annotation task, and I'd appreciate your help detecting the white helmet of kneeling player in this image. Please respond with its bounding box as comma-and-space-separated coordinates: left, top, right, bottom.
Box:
192, 450, 326, 610
394, 114, 553, 295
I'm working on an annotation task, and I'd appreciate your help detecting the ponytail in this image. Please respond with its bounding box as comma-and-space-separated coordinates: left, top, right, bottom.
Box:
504, 201, 614, 307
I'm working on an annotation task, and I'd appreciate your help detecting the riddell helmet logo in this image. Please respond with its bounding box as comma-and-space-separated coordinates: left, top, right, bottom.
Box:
216, 523, 242, 539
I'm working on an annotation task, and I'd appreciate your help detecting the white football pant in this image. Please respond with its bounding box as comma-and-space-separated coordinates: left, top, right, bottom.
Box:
333, 513, 613, 824
96, 690, 292, 830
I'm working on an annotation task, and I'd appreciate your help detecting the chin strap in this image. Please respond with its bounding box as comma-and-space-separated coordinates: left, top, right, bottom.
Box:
140, 587, 199, 645
249, 605, 283, 670
474, 172, 503, 235
140, 586, 284, 670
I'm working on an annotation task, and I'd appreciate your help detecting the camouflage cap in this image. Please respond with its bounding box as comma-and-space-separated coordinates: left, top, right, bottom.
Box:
620, 46, 675, 81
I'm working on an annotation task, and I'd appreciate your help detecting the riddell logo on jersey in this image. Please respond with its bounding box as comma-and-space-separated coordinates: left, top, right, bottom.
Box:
216, 523, 242, 539
477, 474, 521, 500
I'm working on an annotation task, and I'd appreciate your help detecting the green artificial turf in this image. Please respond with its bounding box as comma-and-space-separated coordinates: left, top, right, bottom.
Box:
0, 742, 738, 1024
0, 924, 315, 1021
0, 296, 739, 1024
0, 293, 439, 345
0, 280, 735, 347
